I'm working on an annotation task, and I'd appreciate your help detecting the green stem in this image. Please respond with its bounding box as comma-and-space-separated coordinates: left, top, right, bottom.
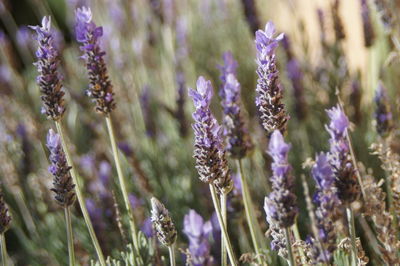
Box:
209, 184, 238, 266
105, 116, 140, 256
168, 245, 176, 266
236, 159, 263, 265
292, 223, 306, 265
55, 121, 106, 266
284, 227, 295, 266
1, 234, 7, 266
346, 207, 358, 266
220, 194, 227, 266
65, 207, 75, 266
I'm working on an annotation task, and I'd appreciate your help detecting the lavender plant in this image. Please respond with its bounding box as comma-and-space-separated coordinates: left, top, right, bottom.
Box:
264, 130, 297, 265
46, 129, 76, 265
4, 1, 400, 265
75, 7, 140, 259
189, 76, 237, 265
255, 22, 289, 135
31, 15, 105, 264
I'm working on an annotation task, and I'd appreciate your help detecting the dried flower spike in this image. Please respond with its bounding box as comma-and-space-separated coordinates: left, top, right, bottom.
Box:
30, 16, 66, 121
326, 105, 360, 204
0, 190, 11, 234
189, 77, 233, 195
264, 130, 297, 228
150, 197, 177, 247
218, 52, 253, 159
255, 22, 289, 135
46, 129, 76, 207
75, 7, 115, 114
374, 81, 393, 136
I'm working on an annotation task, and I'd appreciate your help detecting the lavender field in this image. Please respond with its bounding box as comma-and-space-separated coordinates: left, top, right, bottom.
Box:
0, 0, 399, 265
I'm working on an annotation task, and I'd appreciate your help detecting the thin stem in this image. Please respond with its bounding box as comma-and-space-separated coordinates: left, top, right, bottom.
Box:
209, 184, 238, 266
55, 121, 106, 266
168, 245, 176, 266
220, 194, 227, 266
346, 207, 358, 266
292, 223, 306, 265
1, 234, 7, 266
236, 159, 263, 265
284, 227, 295, 266
105, 116, 140, 256
65, 207, 75, 266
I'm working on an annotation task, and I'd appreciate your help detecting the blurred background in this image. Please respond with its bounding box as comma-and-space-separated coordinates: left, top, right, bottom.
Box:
0, 0, 399, 265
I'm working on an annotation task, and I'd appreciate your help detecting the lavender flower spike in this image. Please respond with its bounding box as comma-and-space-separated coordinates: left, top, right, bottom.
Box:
326, 105, 360, 204
75, 7, 115, 114
30, 16, 66, 121
309, 153, 340, 263
218, 52, 252, 159
183, 210, 214, 266
374, 81, 393, 136
255, 22, 289, 135
47, 129, 76, 207
264, 130, 297, 228
189, 77, 232, 195
150, 197, 177, 247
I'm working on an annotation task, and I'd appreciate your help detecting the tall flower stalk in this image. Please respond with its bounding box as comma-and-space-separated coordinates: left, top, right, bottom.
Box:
46, 129, 76, 265
218, 52, 255, 265
264, 130, 297, 265
326, 105, 360, 266
30, 16, 105, 265
189, 76, 237, 266
75, 7, 140, 259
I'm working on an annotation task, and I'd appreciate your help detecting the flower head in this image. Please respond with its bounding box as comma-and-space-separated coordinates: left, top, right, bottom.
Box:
150, 197, 177, 246
264, 130, 297, 228
75, 7, 115, 114
183, 210, 213, 266
189, 77, 232, 194
255, 22, 289, 135
309, 153, 340, 263
46, 129, 76, 207
218, 52, 253, 158
30, 16, 66, 121
326, 105, 360, 204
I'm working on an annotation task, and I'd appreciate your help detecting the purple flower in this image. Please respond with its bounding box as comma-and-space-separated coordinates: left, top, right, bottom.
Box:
46, 129, 76, 207
30, 16, 66, 121
129, 194, 144, 209
218, 52, 252, 158
183, 210, 214, 266
75, 7, 115, 114
326, 105, 360, 204
141, 217, 154, 238
189, 77, 232, 194
255, 22, 289, 135
264, 130, 297, 228
374, 81, 393, 136
309, 153, 340, 263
